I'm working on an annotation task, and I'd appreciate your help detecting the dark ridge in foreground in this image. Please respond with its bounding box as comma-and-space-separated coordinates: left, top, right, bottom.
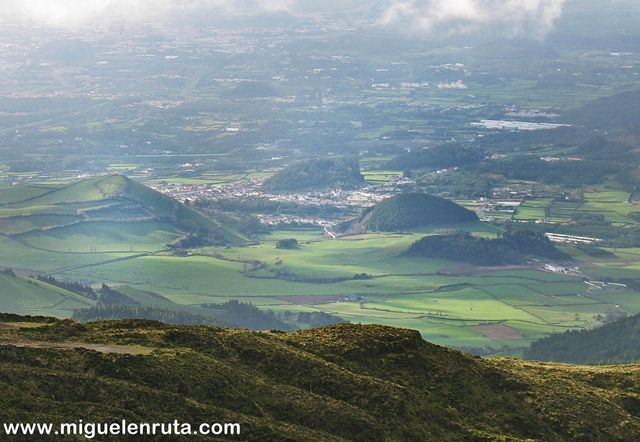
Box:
0, 315, 639, 441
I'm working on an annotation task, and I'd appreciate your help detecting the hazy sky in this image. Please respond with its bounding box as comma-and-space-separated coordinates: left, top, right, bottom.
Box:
379, 1, 565, 37
2, 0, 566, 37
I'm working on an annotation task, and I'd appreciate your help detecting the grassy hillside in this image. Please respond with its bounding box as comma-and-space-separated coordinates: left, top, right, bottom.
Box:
22, 223, 635, 352
0, 272, 94, 317
0, 175, 248, 253
0, 317, 639, 441
525, 313, 640, 364
0, 176, 249, 319
4, 180, 640, 352
363, 193, 479, 232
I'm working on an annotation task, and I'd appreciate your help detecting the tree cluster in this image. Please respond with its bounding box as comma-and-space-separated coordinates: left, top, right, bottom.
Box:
407, 230, 566, 266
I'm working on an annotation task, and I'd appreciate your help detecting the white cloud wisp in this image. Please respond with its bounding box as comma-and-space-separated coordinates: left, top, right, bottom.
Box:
1, 0, 565, 38
378, 0, 566, 37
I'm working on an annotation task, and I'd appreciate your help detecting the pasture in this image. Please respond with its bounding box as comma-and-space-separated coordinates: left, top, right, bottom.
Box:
0, 273, 94, 317
44, 227, 640, 351
2, 180, 640, 352
514, 188, 640, 225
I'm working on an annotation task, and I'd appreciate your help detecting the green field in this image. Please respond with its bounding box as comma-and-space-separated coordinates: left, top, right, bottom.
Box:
42, 228, 640, 350
0, 273, 94, 317
3, 178, 640, 352
513, 189, 640, 225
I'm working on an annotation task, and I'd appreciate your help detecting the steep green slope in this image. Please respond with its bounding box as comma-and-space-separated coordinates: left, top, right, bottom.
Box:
0, 185, 51, 204
0, 317, 639, 441
0, 273, 94, 317
110, 285, 180, 308
0, 175, 248, 247
525, 313, 640, 364
363, 193, 479, 232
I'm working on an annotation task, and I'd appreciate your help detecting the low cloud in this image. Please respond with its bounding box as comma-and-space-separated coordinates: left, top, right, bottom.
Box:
378, 0, 566, 37
2, 0, 566, 38
1, 0, 296, 28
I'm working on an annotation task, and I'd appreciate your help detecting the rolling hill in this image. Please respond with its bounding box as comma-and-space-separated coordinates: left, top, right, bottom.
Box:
362, 193, 479, 232
386, 143, 485, 171
525, 313, 640, 364
0, 176, 249, 317
263, 158, 365, 192
0, 175, 248, 254
0, 271, 94, 317
564, 89, 640, 130
0, 316, 639, 441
